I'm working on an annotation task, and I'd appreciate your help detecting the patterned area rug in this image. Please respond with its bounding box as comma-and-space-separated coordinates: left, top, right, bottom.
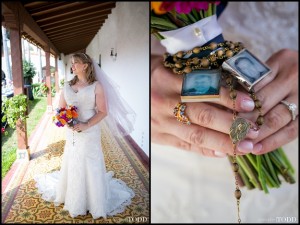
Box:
2, 122, 149, 223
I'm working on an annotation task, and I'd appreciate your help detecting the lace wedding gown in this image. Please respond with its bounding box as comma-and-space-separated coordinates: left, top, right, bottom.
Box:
35, 81, 135, 219
151, 2, 298, 223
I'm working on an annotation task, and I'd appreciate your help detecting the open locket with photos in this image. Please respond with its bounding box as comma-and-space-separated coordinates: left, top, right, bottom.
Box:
222, 48, 272, 91
181, 69, 221, 102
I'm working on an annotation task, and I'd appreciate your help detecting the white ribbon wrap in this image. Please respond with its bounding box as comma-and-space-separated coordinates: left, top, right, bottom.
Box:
159, 15, 223, 54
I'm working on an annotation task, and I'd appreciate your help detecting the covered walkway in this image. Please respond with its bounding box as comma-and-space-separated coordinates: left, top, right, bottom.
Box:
2, 91, 149, 223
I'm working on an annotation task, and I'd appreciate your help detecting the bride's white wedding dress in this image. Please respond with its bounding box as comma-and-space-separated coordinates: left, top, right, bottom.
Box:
34, 81, 135, 219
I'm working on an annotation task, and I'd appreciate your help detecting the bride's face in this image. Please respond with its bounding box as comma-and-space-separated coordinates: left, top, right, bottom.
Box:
71, 57, 87, 75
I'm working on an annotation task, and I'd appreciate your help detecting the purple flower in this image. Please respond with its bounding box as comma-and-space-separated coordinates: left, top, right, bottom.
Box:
161, 1, 220, 14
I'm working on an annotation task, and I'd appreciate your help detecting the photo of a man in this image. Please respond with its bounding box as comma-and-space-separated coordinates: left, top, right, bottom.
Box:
234, 57, 265, 83
181, 70, 220, 101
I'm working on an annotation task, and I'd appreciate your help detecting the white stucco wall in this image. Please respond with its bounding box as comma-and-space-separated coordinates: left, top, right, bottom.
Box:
64, 2, 149, 155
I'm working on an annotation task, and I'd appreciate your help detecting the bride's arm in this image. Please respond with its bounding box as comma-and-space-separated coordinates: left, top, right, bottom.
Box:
87, 82, 108, 127
58, 90, 67, 108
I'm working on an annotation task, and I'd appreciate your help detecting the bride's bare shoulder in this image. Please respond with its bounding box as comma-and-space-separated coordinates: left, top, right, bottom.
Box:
94, 81, 104, 94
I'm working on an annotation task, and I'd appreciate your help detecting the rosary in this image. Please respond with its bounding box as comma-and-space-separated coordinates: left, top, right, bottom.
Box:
165, 40, 270, 223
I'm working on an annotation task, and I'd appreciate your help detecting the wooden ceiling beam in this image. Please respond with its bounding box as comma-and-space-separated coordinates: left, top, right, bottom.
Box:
45, 24, 102, 38
50, 32, 96, 42
2, 1, 60, 56
42, 15, 107, 33
38, 9, 110, 28
35, 2, 115, 23
53, 35, 95, 44
29, 2, 82, 16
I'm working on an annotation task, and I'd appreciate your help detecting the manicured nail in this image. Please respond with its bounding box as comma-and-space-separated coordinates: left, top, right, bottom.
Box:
214, 151, 227, 157
252, 143, 263, 153
247, 129, 259, 139
241, 99, 255, 111
237, 140, 253, 153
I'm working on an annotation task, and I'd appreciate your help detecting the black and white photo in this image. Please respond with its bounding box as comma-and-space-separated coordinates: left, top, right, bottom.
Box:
181, 69, 221, 102
222, 49, 271, 90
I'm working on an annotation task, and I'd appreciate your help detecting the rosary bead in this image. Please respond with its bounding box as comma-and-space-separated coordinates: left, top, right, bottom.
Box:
210, 55, 217, 62
173, 56, 179, 62
183, 66, 192, 74
232, 162, 239, 172
201, 58, 210, 67
255, 100, 262, 108
175, 62, 183, 68
226, 77, 233, 85
235, 189, 242, 199
176, 51, 184, 58
217, 49, 224, 57
230, 90, 237, 100
173, 68, 180, 74
256, 115, 264, 125
209, 42, 218, 50
192, 57, 200, 65
226, 50, 234, 57
193, 47, 201, 54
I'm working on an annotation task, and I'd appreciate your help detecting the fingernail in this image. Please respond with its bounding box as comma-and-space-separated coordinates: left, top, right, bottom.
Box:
252, 143, 263, 153
241, 99, 255, 111
247, 129, 259, 139
214, 151, 227, 157
237, 140, 253, 153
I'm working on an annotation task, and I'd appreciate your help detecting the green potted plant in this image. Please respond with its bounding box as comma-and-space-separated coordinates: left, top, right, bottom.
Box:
1, 94, 28, 132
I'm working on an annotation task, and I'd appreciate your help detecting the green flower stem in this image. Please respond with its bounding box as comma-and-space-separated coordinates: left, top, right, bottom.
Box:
277, 147, 295, 174
269, 152, 295, 184
191, 8, 200, 21
176, 13, 190, 25
213, 4, 217, 15
199, 10, 204, 19
187, 13, 197, 24
236, 156, 261, 189
245, 154, 278, 188
238, 162, 254, 190
257, 155, 268, 193
151, 32, 164, 41
167, 12, 187, 28
263, 153, 281, 186
228, 156, 254, 189
208, 3, 213, 17
151, 16, 178, 30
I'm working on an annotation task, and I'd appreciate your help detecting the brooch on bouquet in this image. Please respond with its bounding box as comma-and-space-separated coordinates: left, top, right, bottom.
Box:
151, 1, 295, 223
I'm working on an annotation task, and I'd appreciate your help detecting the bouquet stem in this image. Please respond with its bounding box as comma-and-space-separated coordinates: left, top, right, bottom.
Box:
228, 148, 295, 193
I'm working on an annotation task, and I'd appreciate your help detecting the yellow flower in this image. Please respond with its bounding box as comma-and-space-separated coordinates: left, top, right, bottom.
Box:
151, 2, 167, 15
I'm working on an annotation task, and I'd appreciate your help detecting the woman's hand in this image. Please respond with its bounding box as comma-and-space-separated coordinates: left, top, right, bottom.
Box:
151, 55, 262, 157
238, 49, 298, 155
72, 122, 89, 132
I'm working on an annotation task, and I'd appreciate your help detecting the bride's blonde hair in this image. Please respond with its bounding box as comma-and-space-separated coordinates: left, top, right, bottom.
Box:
69, 53, 97, 86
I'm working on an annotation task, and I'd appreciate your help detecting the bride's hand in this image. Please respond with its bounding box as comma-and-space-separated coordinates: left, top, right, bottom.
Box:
151, 55, 261, 157
73, 122, 89, 132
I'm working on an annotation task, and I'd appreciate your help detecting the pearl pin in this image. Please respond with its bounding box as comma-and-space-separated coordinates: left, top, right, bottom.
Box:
194, 28, 202, 37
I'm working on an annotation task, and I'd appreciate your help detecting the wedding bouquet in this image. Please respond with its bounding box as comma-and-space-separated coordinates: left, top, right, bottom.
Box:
53, 105, 79, 128
151, 1, 295, 193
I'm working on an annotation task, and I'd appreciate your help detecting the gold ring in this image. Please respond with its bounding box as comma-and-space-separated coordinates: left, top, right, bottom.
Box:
173, 103, 191, 125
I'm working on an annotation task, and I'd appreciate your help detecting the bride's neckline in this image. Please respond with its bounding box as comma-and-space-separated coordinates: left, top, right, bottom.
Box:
69, 82, 94, 93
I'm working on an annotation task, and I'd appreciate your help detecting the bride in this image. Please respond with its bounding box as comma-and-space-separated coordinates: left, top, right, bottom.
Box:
34, 52, 135, 219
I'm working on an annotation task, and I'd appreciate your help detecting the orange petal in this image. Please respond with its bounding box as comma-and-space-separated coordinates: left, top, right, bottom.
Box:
151, 2, 167, 15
